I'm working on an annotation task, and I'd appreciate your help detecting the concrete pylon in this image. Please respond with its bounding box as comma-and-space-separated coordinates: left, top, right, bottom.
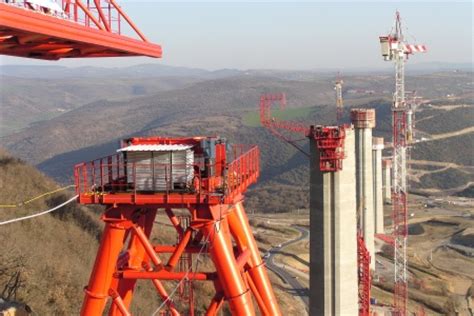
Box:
351, 108, 376, 270
310, 126, 358, 316
382, 158, 392, 204
372, 137, 384, 234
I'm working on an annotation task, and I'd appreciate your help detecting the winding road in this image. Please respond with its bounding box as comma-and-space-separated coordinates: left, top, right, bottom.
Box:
265, 225, 310, 311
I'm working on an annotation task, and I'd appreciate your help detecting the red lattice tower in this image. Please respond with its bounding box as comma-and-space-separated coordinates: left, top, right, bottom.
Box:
74, 136, 282, 315
358, 233, 371, 316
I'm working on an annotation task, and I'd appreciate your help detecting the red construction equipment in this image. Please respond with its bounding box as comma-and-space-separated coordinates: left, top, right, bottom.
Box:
259, 93, 369, 315
358, 232, 371, 316
310, 125, 346, 172
379, 11, 427, 316
74, 136, 281, 315
0, 0, 162, 59
176, 215, 194, 315
260, 93, 311, 157
260, 92, 347, 171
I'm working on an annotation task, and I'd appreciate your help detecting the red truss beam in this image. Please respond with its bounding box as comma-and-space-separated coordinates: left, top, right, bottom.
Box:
0, 0, 162, 59
259, 93, 286, 127
260, 93, 309, 135
259, 93, 347, 171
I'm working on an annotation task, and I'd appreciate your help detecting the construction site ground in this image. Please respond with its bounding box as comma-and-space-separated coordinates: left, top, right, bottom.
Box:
245, 194, 474, 315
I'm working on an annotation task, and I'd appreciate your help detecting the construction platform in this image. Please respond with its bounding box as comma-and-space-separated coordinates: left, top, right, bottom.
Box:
75, 136, 260, 206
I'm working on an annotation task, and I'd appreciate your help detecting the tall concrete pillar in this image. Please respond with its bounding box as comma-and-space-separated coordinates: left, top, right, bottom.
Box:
372, 137, 384, 234
310, 126, 358, 316
382, 158, 392, 204
351, 108, 376, 270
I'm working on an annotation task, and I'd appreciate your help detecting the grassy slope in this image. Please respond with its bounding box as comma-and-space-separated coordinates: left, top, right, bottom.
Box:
0, 150, 181, 315
0, 149, 101, 314
416, 107, 474, 134
0, 149, 301, 314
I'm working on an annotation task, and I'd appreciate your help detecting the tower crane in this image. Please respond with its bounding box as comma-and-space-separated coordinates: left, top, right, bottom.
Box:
335, 73, 344, 122
379, 11, 427, 315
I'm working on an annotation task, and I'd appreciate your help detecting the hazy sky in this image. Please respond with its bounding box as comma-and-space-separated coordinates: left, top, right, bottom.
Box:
1, 1, 472, 70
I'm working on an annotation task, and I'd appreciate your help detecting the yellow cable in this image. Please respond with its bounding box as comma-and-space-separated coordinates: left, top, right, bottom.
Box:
0, 185, 75, 208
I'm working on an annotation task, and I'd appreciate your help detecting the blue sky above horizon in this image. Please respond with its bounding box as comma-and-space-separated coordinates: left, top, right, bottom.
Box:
1, 1, 472, 70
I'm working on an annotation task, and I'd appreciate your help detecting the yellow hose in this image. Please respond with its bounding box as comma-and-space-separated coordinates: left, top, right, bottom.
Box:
0, 185, 75, 208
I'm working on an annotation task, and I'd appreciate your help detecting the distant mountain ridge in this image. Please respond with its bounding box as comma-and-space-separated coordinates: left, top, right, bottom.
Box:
1, 61, 471, 79
1, 71, 472, 212
0, 64, 242, 79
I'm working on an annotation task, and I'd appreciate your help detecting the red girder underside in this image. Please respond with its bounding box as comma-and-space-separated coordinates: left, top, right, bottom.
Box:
0, 3, 162, 59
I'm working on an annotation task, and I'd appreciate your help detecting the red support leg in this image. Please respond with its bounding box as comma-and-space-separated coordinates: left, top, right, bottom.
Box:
199, 215, 255, 315
227, 200, 281, 316
80, 211, 128, 315
109, 209, 157, 315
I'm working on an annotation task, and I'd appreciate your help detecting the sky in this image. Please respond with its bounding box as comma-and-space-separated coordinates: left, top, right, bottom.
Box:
1, 1, 472, 70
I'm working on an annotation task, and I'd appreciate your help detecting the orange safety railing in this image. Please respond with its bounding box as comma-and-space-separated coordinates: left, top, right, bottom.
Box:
225, 146, 260, 201
74, 145, 259, 204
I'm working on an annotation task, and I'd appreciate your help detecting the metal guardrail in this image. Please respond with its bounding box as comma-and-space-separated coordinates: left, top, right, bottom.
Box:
74, 145, 259, 202
1, 0, 122, 34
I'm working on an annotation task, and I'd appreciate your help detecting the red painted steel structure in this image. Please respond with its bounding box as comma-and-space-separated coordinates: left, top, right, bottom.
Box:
260, 93, 346, 171
176, 216, 194, 315
358, 233, 371, 316
0, 0, 161, 59
259, 93, 369, 314
392, 109, 409, 315
74, 136, 281, 315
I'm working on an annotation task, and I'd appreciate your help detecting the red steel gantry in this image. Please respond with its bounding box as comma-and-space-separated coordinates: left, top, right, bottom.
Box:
74, 136, 281, 315
0, 0, 161, 59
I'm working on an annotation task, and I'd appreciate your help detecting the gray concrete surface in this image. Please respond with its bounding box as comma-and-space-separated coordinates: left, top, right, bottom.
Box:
309, 127, 358, 316
382, 158, 392, 204
373, 137, 384, 234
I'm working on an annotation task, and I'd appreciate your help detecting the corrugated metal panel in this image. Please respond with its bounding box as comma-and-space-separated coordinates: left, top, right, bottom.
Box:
126, 152, 155, 191
154, 151, 171, 191
171, 150, 194, 189
125, 150, 193, 192
118, 144, 193, 152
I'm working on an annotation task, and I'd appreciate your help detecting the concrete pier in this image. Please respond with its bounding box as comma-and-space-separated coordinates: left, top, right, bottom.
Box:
310, 126, 358, 316
351, 108, 376, 270
382, 158, 392, 204
372, 137, 384, 234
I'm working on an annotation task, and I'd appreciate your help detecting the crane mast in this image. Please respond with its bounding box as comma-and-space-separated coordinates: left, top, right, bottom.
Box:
335, 74, 344, 122
379, 11, 426, 315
